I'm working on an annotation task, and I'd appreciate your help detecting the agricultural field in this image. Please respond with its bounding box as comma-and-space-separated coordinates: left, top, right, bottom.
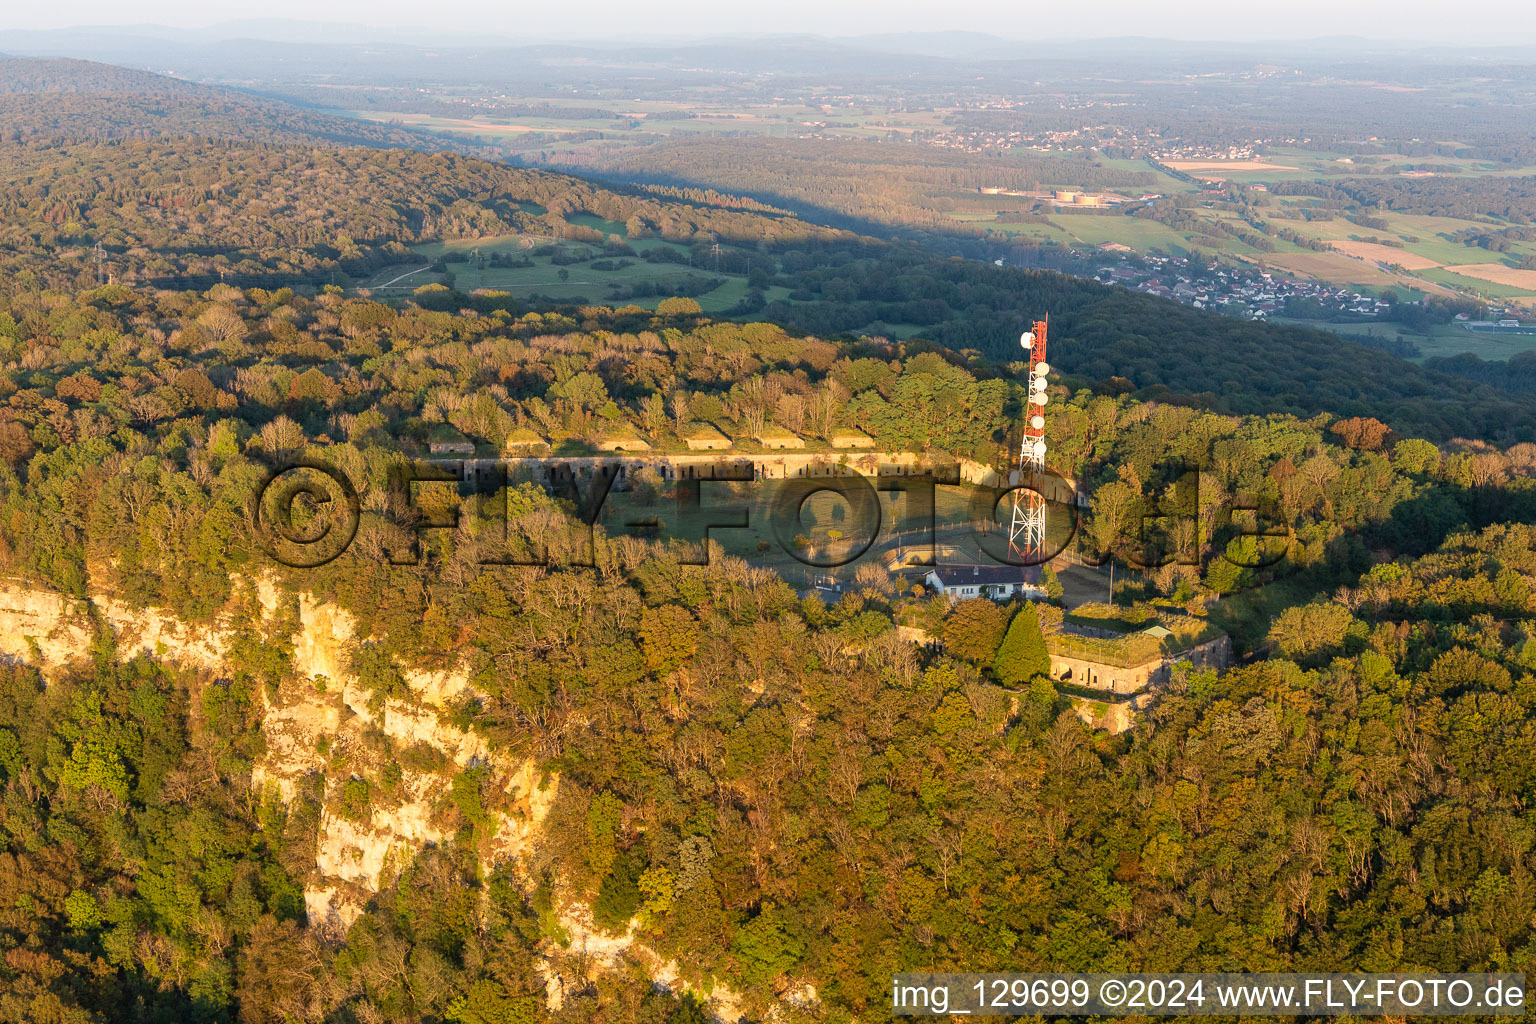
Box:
1443, 263, 1536, 291
1328, 241, 1443, 270
336, 100, 953, 152
323, 97, 1536, 304
972, 214, 1192, 253
1163, 159, 1302, 178
1270, 316, 1536, 362
1278, 211, 1526, 266
1408, 325, 1536, 360
1419, 266, 1536, 301
1092, 154, 1197, 194
1258, 251, 1409, 288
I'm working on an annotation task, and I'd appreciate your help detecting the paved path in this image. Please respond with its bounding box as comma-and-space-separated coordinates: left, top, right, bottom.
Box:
1057, 562, 1113, 608
373, 265, 432, 288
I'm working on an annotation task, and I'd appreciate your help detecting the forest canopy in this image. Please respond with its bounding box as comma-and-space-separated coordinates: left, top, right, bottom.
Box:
4, 60, 1536, 1024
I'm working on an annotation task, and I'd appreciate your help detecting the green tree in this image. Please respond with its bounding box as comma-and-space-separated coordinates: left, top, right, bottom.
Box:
585, 791, 624, 877
1041, 564, 1065, 603
732, 904, 805, 986
593, 852, 644, 932
1268, 602, 1355, 664
993, 603, 1050, 687
1394, 437, 1441, 474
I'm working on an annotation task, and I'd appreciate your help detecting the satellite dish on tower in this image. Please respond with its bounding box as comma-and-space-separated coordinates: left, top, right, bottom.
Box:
1020, 331, 1034, 349
1035, 362, 1051, 375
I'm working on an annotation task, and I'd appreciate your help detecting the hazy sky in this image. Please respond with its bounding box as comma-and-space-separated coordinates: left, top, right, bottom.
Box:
3, 0, 1535, 44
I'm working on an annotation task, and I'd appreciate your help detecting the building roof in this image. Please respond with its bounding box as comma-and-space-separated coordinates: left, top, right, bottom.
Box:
505, 426, 548, 448
595, 423, 651, 451
829, 427, 875, 447
927, 565, 1041, 588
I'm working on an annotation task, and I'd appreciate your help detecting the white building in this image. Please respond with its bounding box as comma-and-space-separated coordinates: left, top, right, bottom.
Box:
924, 565, 1044, 602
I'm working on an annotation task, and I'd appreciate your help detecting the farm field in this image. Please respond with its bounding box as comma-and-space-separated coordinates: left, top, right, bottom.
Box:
1271, 317, 1536, 362
1259, 251, 1407, 287
1444, 264, 1536, 291
1255, 147, 1536, 178
1410, 327, 1536, 361
1329, 241, 1443, 269
985, 214, 1192, 252
336, 101, 954, 151
1277, 212, 1536, 275
1420, 267, 1536, 301
1093, 154, 1197, 193
1163, 159, 1299, 173
1271, 217, 1382, 243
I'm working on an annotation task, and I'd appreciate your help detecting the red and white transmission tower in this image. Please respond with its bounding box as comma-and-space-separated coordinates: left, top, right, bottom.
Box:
1007, 317, 1052, 567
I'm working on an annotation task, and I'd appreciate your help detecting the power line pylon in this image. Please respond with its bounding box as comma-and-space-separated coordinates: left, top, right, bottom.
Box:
1007, 317, 1052, 570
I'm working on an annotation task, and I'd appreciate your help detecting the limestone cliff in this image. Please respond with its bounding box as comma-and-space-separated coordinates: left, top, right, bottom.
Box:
0, 575, 752, 1020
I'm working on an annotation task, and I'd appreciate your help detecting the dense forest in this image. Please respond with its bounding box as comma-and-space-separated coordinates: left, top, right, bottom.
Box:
5, 279, 1536, 1021
5, 56, 1536, 1023
1325, 175, 1536, 223
0, 131, 1530, 443
0, 58, 468, 152
0, 137, 844, 290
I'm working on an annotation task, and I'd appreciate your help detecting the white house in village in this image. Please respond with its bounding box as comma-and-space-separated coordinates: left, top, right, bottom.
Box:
924, 565, 1044, 602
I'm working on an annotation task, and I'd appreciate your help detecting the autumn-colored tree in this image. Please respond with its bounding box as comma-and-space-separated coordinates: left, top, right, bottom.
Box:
657, 296, 703, 315
1331, 416, 1395, 451
639, 604, 699, 673
942, 598, 1010, 662
0, 420, 34, 467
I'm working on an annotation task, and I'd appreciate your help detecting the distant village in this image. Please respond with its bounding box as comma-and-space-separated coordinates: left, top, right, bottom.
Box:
1005, 248, 1534, 333
921, 115, 1309, 158
1086, 250, 1395, 321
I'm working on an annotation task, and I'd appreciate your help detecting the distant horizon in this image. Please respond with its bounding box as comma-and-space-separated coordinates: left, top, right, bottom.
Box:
2, 6, 1536, 49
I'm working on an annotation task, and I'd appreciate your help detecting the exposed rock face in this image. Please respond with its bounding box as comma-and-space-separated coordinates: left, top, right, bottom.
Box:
247, 589, 557, 936
1069, 693, 1138, 734
0, 579, 231, 675
97, 594, 231, 672
0, 576, 552, 935
0, 575, 753, 1020
0, 580, 93, 667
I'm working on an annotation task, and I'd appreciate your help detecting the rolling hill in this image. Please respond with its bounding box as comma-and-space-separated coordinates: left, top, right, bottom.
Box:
0, 57, 468, 150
